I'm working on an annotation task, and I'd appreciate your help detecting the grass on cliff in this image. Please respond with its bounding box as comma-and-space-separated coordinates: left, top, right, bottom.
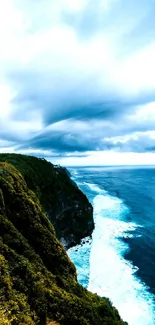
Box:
0, 160, 126, 325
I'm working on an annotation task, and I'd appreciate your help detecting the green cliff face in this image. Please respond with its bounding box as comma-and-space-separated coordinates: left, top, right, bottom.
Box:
0, 155, 127, 325
0, 154, 94, 248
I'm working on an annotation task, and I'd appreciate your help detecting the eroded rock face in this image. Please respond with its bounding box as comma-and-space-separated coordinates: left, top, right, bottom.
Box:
0, 154, 94, 248
43, 165, 94, 248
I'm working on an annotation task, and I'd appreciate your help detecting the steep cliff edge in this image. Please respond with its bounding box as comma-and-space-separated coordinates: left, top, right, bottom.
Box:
0, 160, 127, 325
0, 154, 94, 248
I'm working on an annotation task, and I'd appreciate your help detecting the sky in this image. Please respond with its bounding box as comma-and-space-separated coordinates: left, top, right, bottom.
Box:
1, 0, 155, 166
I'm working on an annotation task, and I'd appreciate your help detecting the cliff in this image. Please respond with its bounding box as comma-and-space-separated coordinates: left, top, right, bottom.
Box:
0, 155, 127, 325
0, 154, 94, 248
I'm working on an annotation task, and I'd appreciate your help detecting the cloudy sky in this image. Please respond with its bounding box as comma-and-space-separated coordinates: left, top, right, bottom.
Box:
1, 0, 155, 165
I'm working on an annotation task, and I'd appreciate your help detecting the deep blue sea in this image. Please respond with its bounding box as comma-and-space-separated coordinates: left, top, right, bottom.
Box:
67, 166, 155, 325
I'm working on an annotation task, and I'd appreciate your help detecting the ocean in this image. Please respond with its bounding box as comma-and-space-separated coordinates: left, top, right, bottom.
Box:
67, 166, 155, 325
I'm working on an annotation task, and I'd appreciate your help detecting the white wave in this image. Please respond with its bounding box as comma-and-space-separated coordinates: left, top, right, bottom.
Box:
71, 169, 79, 176
67, 173, 155, 325
68, 237, 91, 287
69, 168, 82, 179
88, 193, 155, 325
76, 181, 83, 186
84, 182, 105, 193
69, 169, 83, 187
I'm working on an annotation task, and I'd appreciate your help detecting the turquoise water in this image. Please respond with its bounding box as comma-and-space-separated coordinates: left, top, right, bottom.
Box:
67, 167, 155, 325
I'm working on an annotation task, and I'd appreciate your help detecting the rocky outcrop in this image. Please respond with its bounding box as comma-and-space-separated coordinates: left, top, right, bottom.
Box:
0, 160, 127, 325
0, 154, 94, 248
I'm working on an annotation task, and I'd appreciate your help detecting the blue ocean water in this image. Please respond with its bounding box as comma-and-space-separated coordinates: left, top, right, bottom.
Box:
67, 166, 155, 325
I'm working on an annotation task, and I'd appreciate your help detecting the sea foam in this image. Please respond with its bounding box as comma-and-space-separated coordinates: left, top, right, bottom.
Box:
68, 177, 155, 325
88, 193, 155, 325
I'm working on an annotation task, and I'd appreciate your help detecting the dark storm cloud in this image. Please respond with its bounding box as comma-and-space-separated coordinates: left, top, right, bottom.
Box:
18, 113, 155, 155
20, 128, 155, 155
9, 63, 155, 128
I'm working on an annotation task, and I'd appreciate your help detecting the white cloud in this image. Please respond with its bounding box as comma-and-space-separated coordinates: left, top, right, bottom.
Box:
115, 43, 155, 95
0, 0, 155, 162
131, 102, 155, 121
0, 83, 14, 119
52, 151, 155, 166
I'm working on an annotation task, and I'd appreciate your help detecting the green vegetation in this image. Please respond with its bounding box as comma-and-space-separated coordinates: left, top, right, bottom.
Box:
0, 154, 94, 247
0, 156, 127, 324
